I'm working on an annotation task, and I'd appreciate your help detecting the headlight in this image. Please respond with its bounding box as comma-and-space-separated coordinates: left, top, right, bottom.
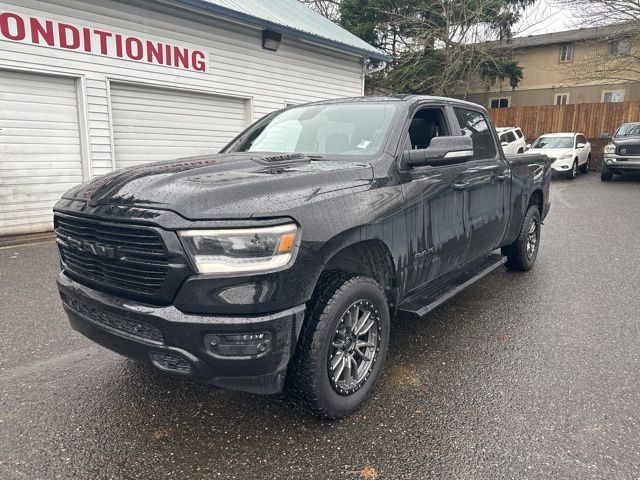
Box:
560, 152, 573, 159
604, 144, 616, 154
179, 223, 299, 274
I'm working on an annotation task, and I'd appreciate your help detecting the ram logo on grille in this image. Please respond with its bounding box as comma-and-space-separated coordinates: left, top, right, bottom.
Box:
67, 237, 119, 260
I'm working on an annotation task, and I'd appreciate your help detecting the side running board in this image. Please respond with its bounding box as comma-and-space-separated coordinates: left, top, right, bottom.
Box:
397, 254, 507, 320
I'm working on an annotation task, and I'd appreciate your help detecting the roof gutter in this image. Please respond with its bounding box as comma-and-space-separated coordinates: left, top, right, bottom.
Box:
160, 0, 391, 61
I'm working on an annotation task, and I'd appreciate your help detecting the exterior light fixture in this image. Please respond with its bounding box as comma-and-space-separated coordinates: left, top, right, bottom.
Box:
262, 30, 282, 51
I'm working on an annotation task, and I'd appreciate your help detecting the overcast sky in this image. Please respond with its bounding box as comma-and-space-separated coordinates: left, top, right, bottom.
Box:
514, 0, 582, 36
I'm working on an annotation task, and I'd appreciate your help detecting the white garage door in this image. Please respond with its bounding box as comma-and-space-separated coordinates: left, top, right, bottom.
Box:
0, 70, 83, 236
110, 83, 248, 169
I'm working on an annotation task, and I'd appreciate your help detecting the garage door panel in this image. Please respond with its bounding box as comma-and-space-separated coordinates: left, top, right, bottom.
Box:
1, 192, 70, 204
1, 90, 79, 102
0, 174, 83, 185
110, 83, 247, 168
0, 161, 83, 171
0, 145, 81, 156
111, 108, 246, 123
0, 110, 81, 124
0, 70, 83, 236
0, 119, 80, 130
112, 101, 247, 116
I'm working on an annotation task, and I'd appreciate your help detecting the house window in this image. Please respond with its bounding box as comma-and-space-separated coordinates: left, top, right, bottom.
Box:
489, 97, 510, 109
609, 39, 630, 56
555, 93, 569, 105
559, 44, 574, 63
602, 90, 624, 103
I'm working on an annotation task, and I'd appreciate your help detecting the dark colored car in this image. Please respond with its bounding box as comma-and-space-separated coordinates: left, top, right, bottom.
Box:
54, 96, 552, 418
602, 122, 640, 181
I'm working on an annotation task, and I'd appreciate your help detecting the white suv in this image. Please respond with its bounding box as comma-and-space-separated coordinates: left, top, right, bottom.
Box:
527, 132, 591, 179
497, 127, 527, 154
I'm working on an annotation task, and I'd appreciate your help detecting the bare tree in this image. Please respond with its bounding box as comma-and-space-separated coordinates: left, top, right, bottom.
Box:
298, 0, 342, 21
551, 0, 640, 84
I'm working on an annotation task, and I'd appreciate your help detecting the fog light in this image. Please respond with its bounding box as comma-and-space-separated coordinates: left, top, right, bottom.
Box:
205, 332, 272, 357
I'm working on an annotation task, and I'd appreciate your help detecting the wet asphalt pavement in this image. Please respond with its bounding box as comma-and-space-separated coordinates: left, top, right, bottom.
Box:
1, 173, 639, 480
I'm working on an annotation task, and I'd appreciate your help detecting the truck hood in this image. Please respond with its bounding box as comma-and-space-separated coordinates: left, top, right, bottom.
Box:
613, 137, 640, 145
63, 153, 374, 220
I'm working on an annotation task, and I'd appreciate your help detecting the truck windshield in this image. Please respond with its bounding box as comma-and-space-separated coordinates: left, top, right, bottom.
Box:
531, 136, 574, 149
226, 102, 399, 157
615, 124, 640, 138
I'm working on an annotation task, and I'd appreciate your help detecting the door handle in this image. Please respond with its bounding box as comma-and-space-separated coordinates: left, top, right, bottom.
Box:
452, 182, 469, 191
495, 174, 509, 182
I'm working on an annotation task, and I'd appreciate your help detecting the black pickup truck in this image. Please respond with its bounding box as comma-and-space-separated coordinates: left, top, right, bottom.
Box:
54, 96, 551, 418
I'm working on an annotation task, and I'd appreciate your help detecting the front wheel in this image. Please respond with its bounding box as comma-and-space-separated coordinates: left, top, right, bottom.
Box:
502, 205, 541, 271
601, 165, 613, 181
567, 159, 578, 179
580, 155, 590, 174
285, 272, 390, 419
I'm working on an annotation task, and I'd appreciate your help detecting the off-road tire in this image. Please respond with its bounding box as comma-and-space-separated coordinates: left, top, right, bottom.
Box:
502, 205, 541, 271
285, 272, 390, 419
601, 165, 613, 181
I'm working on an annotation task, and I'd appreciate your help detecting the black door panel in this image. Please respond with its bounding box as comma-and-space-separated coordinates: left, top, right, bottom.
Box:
401, 164, 468, 293
461, 161, 510, 263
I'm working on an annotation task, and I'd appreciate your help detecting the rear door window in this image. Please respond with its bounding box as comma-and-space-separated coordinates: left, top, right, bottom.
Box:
453, 108, 497, 160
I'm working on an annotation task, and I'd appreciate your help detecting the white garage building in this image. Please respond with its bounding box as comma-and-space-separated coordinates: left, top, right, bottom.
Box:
0, 0, 387, 236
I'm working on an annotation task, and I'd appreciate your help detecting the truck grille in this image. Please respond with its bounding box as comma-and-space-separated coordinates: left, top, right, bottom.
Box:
617, 144, 640, 156
55, 214, 168, 295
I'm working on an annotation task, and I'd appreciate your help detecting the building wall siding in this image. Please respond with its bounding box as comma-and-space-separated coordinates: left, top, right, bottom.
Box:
0, 0, 364, 179
459, 37, 640, 107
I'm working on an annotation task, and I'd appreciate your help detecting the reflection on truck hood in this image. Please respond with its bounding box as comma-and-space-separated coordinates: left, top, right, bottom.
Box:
63, 153, 374, 220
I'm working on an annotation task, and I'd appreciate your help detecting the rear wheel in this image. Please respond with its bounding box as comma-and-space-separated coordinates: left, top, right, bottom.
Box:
601, 165, 613, 181
502, 205, 541, 271
285, 272, 390, 419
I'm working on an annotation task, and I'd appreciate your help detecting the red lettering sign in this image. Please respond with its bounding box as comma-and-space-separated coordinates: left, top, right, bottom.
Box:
0, 10, 208, 72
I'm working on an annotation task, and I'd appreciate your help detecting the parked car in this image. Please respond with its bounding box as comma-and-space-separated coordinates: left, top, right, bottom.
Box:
496, 127, 527, 154
527, 132, 591, 179
54, 96, 552, 419
601, 122, 640, 181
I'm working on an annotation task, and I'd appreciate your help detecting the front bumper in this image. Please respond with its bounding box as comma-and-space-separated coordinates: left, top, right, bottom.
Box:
603, 155, 640, 171
550, 158, 575, 173
57, 272, 305, 394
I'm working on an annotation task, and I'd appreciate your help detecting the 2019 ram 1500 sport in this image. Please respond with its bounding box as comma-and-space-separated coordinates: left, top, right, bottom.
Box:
54, 96, 551, 418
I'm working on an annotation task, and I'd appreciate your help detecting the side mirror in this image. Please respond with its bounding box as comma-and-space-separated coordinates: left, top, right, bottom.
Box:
401, 136, 473, 168
525, 144, 531, 151
601, 132, 612, 140
576, 143, 586, 149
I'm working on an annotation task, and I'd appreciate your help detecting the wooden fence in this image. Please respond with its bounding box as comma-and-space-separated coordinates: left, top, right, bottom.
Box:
487, 101, 640, 140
